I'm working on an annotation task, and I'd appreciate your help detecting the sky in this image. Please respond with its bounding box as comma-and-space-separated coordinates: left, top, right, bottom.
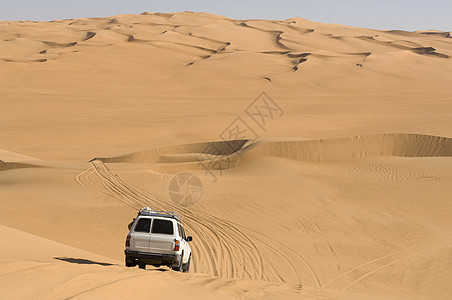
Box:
0, 0, 450, 31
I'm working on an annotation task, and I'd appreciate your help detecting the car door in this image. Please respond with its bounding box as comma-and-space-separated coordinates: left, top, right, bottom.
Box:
130, 217, 152, 252
178, 223, 190, 263
149, 218, 175, 254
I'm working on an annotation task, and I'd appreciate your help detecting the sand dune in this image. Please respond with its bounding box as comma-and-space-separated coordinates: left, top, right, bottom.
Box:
1, 12, 451, 161
2, 146, 451, 299
0, 149, 41, 171
0, 149, 41, 162
0, 160, 37, 171
1, 11, 452, 300
0, 224, 308, 300
255, 133, 452, 163
94, 139, 247, 163
93, 134, 451, 175
1, 12, 451, 83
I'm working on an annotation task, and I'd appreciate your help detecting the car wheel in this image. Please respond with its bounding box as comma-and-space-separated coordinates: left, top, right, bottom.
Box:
182, 255, 191, 273
172, 252, 183, 272
125, 256, 135, 267
138, 262, 146, 269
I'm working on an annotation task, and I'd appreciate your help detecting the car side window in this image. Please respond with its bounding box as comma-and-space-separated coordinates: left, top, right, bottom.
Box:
178, 224, 186, 240
134, 218, 151, 232
152, 219, 174, 235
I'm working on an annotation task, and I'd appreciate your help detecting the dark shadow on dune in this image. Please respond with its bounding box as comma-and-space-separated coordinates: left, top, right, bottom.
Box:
54, 257, 116, 266
419, 31, 451, 38
84, 31, 96, 41
0, 161, 39, 171
411, 47, 449, 58
43, 41, 77, 47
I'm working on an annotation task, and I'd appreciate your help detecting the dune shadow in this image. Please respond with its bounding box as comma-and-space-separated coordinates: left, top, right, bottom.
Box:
0, 161, 40, 172
54, 257, 116, 266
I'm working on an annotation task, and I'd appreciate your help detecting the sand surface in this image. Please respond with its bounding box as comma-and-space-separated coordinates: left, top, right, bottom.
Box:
1, 12, 452, 299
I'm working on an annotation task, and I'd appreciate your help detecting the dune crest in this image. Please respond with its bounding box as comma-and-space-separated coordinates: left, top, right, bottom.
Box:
94, 134, 451, 173
1, 12, 450, 77
0, 160, 37, 171
255, 133, 452, 163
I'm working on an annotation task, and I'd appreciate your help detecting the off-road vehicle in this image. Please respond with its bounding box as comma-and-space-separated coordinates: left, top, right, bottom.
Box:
124, 207, 192, 272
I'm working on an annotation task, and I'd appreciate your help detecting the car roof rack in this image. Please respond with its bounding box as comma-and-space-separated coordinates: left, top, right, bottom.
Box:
138, 207, 180, 221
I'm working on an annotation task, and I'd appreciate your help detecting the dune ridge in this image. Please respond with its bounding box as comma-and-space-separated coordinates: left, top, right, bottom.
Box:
255, 133, 452, 163
0, 149, 41, 171
1, 12, 450, 77
0, 160, 37, 171
0, 149, 41, 162
94, 139, 248, 163
95, 134, 451, 172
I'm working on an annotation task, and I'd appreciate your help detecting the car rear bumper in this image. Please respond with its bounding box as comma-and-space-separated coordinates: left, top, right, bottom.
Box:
125, 249, 180, 266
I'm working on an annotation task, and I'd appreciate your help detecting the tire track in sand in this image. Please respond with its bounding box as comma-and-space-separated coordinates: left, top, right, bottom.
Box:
80, 161, 264, 280
75, 161, 317, 285
322, 234, 452, 291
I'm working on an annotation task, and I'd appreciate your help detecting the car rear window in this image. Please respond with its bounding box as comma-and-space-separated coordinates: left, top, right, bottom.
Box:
152, 219, 174, 235
134, 218, 151, 232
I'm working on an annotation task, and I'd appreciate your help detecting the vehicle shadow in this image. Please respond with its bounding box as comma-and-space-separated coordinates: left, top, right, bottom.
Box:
147, 267, 168, 272
53, 257, 116, 266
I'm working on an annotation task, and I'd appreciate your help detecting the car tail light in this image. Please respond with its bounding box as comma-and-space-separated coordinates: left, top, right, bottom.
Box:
125, 234, 131, 247
174, 240, 180, 251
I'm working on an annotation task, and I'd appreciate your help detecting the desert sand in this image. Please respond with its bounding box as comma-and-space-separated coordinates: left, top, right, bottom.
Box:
0, 11, 451, 299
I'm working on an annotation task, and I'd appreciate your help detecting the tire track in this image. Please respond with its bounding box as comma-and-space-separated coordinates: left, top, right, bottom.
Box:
80, 162, 308, 283
75, 161, 312, 284
84, 161, 262, 280
0, 262, 52, 278
65, 273, 146, 299
75, 169, 93, 189
322, 234, 452, 290
341, 244, 450, 291
229, 222, 320, 287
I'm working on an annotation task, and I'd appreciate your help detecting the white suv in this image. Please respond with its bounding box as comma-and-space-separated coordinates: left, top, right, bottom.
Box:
125, 207, 192, 272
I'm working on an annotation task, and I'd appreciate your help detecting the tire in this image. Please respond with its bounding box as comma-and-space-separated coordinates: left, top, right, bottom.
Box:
125, 256, 135, 267
138, 262, 146, 269
182, 255, 191, 273
172, 252, 183, 272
